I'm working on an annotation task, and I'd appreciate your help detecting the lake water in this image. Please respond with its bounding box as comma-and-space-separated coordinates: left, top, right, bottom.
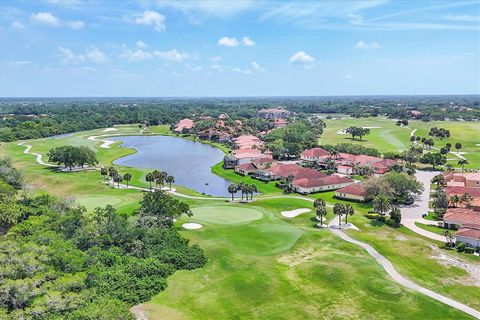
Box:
112, 136, 231, 197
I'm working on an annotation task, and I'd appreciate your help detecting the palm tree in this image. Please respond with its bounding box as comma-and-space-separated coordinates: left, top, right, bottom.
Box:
328, 150, 340, 160
123, 173, 132, 187
344, 204, 355, 224
249, 184, 257, 200
443, 230, 453, 246
460, 192, 473, 208
431, 174, 446, 189
373, 194, 391, 216
359, 165, 374, 178
152, 170, 161, 188
160, 171, 168, 188
448, 195, 460, 208
108, 167, 118, 181
455, 143, 462, 153
314, 199, 327, 226
333, 203, 345, 226
113, 174, 123, 188
100, 167, 108, 181
458, 159, 468, 173
145, 173, 154, 190
237, 182, 246, 200
166, 175, 175, 190
228, 183, 238, 201
409, 135, 415, 145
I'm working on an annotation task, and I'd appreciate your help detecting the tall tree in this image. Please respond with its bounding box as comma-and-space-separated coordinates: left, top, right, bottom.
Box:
100, 167, 108, 181
431, 174, 446, 190
373, 194, 391, 216
313, 199, 327, 226
333, 203, 344, 226
145, 173, 154, 190
166, 175, 175, 190
228, 184, 238, 201
344, 204, 355, 224
458, 159, 468, 172
123, 173, 132, 188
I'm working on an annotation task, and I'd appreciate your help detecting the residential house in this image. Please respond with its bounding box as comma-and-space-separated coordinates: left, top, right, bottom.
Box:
455, 224, 480, 248
256, 164, 326, 182
444, 172, 480, 200
173, 118, 194, 133
293, 175, 353, 194
273, 118, 288, 128
334, 183, 369, 202
300, 147, 330, 162
234, 158, 278, 176
232, 148, 272, 164
258, 107, 292, 119
409, 110, 423, 119
232, 135, 264, 150
443, 207, 480, 229
223, 155, 239, 169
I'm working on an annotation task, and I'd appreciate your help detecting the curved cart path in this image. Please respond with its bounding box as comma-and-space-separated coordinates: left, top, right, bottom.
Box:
18, 142, 480, 318
18, 142, 58, 167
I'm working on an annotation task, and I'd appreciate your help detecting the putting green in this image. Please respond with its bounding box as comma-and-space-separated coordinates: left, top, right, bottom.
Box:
190, 206, 263, 225
76, 195, 123, 210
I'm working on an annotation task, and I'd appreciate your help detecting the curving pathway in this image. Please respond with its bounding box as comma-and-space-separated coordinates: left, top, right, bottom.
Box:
17, 141, 480, 319
17, 142, 58, 167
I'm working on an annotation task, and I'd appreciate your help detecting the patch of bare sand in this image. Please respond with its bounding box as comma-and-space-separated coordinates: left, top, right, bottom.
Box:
430, 245, 480, 287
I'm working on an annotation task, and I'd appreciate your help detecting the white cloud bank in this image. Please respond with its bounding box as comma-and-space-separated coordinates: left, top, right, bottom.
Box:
218, 36, 239, 47
135, 11, 166, 32
31, 12, 84, 29
289, 51, 315, 67
356, 41, 380, 50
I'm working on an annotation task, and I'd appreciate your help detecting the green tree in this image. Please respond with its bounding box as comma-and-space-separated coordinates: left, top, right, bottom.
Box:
344, 204, 354, 224
431, 174, 446, 189
228, 184, 238, 201
166, 175, 175, 190
455, 143, 462, 152
138, 190, 192, 228
123, 173, 132, 187
458, 159, 468, 172
333, 203, 344, 225
373, 194, 391, 216
145, 173, 154, 190
313, 198, 327, 226
100, 167, 108, 181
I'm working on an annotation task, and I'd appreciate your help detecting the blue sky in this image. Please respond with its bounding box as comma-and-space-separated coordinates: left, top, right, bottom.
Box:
0, 0, 479, 97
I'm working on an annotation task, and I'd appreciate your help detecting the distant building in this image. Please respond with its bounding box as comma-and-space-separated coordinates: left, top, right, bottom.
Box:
218, 113, 229, 119
234, 158, 277, 176
231, 148, 271, 164
293, 175, 353, 194
272, 118, 288, 128
455, 224, 480, 248
258, 107, 292, 119
300, 147, 330, 162
173, 118, 194, 133
232, 135, 264, 149
409, 110, 423, 119
223, 155, 239, 169
443, 207, 480, 229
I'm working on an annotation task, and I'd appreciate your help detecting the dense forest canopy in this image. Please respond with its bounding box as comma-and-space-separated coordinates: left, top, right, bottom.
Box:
0, 95, 478, 142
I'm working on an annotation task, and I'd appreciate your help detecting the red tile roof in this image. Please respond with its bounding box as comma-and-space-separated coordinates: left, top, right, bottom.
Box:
174, 118, 194, 132
293, 175, 352, 188
264, 164, 326, 180
301, 147, 330, 158
251, 157, 276, 165
456, 226, 480, 240
235, 163, 256, 171
444, 208, 480, 225
445, 186, 480, 198
336, 183, 366, 196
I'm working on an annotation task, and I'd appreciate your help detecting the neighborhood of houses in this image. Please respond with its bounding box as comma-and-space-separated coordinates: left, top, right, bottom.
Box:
171, 108, 480, 250
442, 172, 480, 248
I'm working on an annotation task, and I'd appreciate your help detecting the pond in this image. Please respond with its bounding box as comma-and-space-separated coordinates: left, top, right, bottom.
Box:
112, 136, 231, 197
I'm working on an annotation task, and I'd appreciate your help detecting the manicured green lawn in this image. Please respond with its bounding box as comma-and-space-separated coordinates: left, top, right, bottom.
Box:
415, 222, 446, 235
139, 199, 474, 319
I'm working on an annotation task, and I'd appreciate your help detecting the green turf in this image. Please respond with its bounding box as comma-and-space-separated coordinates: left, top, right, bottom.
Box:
415, 222, 447, 235
189, 205, 264, 225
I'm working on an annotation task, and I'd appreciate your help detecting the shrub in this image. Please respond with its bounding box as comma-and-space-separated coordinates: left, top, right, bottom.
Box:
364, 213, 381, 219
464, 247, 475, 254
456, 242, 466, 253
385, 218, 400, 228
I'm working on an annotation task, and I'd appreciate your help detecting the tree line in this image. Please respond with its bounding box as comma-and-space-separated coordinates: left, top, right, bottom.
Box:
48, 145, 98, 169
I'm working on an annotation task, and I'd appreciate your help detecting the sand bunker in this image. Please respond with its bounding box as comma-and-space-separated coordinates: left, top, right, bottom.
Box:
103, 127, 118, 132
281, 208, 311, 218
182, 223, 203, 230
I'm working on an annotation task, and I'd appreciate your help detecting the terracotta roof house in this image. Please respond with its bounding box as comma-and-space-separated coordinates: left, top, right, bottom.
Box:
443, 207, 480, 229
409, 110, 423, 119
444, 172, 480, 189
258, 107, 292, 119
455, 224, 480, 248
233, 135, 264, 149
335, 183, 369, 202
256, 164, 326, 182
300, 147, 330, 162
234, 158, 278, 176
445, 186, 480, 199
293, 175, 353, 194
173, 118, 194, 133
232, 148, 271, 164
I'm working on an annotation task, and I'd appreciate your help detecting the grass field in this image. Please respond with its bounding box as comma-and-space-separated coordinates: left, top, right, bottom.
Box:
1, 124, 479, 318
415, 222, 447, 235
320, 117, 480, 169
139, 199, 476, 319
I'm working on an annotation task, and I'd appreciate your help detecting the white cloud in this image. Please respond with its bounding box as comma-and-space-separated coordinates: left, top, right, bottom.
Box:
30, 12, 84, 29
11, 21, 25, 30
232, 67, 252, 75
211, 56, 222, 62
289, 51, 315, 67
58, 46, 85, 64
211, 64, 223, 72
252, 61, 264, 72
345, 74, 355, 79
31, 12, 61, 27
66, 20, 85, 29
242, 36, 255, 46
135, 11, 166, 32
153, 49, 190, 62
119, 48, 153, 62
218, 36, 239, 47
86, 47, 107, 63
356, 41, 380, 50
136, 40, 147, 48
444, 15, 479, 22
13, 61, 31, 65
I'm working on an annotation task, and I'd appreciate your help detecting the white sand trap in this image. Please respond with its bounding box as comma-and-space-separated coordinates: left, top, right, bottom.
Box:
330, 222, 359, 230
361, 126, 381, 129
476, 144, 480, 147
337, 129, 347, 135
183, 223, 203, 230
281, 208, 311, 218
103, 127, 117, 132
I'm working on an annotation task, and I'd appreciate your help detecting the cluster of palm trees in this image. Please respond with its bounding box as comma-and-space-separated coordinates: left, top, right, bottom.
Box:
448, 193, 473, 208
333, 203, 355, 226
227, 183, 258, 201
145, 170, 175, 190
101, 166, 132, 188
